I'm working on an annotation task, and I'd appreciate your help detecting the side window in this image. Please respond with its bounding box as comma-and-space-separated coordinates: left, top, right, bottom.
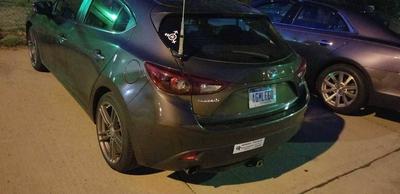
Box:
293, 5, 349, 32
53, 0, 83, 20
258, 2, 294, 23
85, 0, 135, 32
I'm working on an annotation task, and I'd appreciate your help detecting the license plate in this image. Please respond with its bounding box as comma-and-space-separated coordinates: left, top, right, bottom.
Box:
249, 86, 276, 109
233, 138, 265, 154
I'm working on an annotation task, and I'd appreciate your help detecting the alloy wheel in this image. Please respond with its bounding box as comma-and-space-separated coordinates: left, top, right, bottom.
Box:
321, 71, 358, 108
28, 32, 38, 65
97, 102, 123, 164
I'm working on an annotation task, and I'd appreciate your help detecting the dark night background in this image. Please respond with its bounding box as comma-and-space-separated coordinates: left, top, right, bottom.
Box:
0, 0, 399, 47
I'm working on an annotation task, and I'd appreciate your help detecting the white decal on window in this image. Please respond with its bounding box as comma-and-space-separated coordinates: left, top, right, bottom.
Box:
165, 31, 179, 44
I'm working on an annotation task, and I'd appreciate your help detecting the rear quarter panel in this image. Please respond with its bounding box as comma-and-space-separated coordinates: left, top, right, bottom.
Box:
332, 38, 400, 97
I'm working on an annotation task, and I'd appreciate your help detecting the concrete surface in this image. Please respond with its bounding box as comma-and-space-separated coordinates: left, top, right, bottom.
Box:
0, 48, 399, 194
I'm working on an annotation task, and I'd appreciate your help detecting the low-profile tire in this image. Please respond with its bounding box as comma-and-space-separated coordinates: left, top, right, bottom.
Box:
27, 29, 49, 72
96, 92, 138, 173
317, 64, 368, 114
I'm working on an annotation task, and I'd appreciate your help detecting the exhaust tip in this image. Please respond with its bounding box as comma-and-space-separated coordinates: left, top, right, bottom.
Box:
255, 159, 264, 168
245, 158, 264, 168
184, 166, 199, 175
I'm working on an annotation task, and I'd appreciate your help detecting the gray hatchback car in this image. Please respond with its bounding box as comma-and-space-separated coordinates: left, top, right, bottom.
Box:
27, 0, 309, 173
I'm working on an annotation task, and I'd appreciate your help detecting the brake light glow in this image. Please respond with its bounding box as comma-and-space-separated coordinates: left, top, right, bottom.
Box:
144, 62, 227, 95
296, 58, 307, 79
181, 151, 200, 161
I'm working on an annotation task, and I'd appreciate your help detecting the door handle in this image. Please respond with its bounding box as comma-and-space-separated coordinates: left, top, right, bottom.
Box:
93, 49, 105, 61
57, 34, 67, 44
317, 40, 333, 46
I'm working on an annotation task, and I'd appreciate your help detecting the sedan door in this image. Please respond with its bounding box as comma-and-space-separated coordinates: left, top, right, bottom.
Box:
258, 2, 353, 83
287, 4, 352, 79
255, 2, 307, 53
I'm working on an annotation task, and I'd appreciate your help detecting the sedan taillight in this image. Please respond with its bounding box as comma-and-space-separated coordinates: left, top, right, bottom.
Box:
145, 62, 227, 95
296, 58, 307, 79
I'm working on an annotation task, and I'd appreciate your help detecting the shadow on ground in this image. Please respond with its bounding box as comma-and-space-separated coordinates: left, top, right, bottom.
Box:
350, 106, 400, 123
168, 98, 345, 187
373, 108, 400, 123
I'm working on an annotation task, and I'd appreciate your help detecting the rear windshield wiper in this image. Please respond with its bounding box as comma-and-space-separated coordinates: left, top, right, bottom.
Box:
232, 50, 270, 60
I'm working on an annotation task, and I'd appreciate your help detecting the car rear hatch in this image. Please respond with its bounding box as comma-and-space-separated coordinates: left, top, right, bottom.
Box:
155, 13, 303, 125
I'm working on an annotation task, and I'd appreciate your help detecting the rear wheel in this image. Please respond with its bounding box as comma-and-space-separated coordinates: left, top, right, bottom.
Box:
96, 93, 138, 173
317, 64, 368, 114
28, 29, 48, 72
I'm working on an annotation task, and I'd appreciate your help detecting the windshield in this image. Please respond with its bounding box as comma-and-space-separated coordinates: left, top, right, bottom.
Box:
363, 10, 400, 36
158, 14, 292, 63
386, 15, 400, 35
381, 16, 400, 35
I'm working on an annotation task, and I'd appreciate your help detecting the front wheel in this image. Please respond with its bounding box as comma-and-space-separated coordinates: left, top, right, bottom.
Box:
27, 29, 48, 72
317, 64, 368, 114
96, 93, 138, 173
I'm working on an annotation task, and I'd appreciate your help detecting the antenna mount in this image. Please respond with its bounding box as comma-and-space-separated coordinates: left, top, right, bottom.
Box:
177, 0, 186, 57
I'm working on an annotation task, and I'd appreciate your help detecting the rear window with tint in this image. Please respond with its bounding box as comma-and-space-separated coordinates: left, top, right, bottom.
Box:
158, 14, 292, 63
257, 2, 294, 23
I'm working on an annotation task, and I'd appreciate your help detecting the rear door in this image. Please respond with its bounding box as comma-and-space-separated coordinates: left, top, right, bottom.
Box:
256, 2, 307, 56
57, 0, 136, 106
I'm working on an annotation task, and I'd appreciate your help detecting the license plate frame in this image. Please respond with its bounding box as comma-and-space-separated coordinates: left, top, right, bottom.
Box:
248, 86, 277, 109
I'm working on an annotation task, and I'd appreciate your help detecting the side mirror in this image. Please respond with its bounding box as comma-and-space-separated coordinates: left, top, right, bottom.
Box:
33, 1, 53, 16
389, 18, 400, 33
362, 5, 376, 14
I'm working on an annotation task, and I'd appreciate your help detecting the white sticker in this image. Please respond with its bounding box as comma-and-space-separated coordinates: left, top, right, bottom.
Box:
165, 30, 179, 44
233, 138, 265, 154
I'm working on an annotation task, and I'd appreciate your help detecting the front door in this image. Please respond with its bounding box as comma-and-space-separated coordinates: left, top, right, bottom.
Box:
45, 0, 85, 89
58, 0, 135, 107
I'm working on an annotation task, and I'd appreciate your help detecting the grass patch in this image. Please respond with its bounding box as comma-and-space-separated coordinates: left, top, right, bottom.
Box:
0, 28, 3, 40
15, 0, 31, 7
0, 2, 30, 47
0, 34, 25, 47
0, 6, 29, 31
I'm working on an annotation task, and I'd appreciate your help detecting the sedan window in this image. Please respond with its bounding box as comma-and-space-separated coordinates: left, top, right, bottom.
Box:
257, 2, 294, 23
85, 0, 136, 32
293, 5, 349, 32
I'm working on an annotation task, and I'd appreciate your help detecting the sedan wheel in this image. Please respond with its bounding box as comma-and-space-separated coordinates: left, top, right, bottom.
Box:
321, 71, 358, 108
96, 93, 138, 173
317, 64, 368, 114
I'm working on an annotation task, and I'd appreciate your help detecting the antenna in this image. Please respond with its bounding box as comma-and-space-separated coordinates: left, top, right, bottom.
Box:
178, 0, 186, 57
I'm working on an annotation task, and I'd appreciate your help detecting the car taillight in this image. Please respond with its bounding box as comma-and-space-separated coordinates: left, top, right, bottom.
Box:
144, 62, 227, 95
296, 58, 307, 78
181, 151, 200, 161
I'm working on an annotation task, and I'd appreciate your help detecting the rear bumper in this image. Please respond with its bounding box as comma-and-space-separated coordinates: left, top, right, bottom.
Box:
153, 105, 307, 171
127, 83, 309, 171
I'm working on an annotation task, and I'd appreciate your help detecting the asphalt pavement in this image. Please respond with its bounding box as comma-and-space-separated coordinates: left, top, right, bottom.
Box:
1, 48, 399, 194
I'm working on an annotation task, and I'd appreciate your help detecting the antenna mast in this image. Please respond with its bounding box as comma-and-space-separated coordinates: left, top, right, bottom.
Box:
178, 0, 186, 56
